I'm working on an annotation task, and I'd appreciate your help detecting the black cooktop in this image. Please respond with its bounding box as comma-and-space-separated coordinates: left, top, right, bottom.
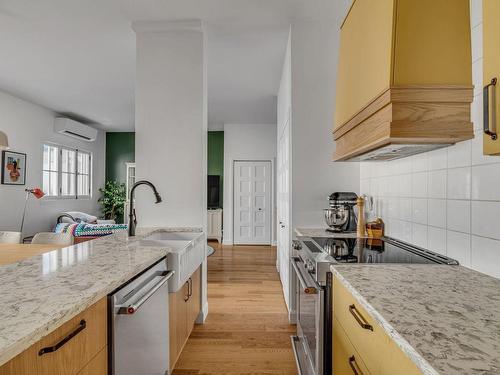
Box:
310, 237, 457, 265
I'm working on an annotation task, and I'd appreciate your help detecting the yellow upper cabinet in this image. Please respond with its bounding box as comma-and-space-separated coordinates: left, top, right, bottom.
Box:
483, 0, 500, 155
334, 0, 473, 161
335, 0, 395, 128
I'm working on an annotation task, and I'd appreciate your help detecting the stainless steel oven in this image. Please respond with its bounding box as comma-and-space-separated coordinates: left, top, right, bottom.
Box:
291, 256, 332, 375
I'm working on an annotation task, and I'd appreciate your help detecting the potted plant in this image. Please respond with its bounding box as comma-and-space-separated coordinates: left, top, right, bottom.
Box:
98, 181, 126, 222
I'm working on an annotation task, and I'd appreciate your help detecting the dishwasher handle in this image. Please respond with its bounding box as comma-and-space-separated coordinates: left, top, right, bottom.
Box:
117, 270, 174, 315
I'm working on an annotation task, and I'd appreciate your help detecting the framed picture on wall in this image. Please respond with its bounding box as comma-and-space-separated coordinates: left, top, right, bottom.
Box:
1, 151, 26, 185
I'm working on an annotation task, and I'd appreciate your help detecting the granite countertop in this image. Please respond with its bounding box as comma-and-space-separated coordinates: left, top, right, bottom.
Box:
295, 227, 359, 238
330, 264, 500, 375
0, 227, 203, 367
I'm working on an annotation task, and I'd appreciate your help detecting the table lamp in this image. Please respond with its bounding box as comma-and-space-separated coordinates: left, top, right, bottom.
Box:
20, 188, 45, 236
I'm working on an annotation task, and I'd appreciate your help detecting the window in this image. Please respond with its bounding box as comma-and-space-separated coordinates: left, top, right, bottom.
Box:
43, 144, 92, 198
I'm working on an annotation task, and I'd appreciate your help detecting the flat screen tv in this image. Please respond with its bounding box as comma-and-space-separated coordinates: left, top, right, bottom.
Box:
207, 175, 220, 208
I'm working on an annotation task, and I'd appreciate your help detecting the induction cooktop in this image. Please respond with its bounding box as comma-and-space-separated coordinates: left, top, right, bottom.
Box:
309, 236, 459, 265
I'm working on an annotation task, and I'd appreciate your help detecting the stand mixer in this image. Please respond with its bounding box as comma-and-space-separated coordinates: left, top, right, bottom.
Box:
323, 192, 358, 233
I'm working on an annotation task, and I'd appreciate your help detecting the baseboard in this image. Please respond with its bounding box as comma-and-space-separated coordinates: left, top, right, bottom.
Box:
196, 301, 209, 324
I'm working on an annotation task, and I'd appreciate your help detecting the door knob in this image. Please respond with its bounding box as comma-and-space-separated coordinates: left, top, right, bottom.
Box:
258, 208, 262, 211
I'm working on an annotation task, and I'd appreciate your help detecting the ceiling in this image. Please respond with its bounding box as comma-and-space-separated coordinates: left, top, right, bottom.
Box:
0, 0, 338, 131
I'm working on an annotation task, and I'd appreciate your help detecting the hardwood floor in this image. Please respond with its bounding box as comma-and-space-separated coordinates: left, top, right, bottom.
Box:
172, 242, 297, 375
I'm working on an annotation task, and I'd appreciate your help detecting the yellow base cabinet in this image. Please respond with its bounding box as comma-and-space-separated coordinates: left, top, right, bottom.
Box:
332, 277, 422, 375
0, 298, 107, 375
483, 0, 500, 155
334, 0, 473, 161
169, 266, 201, 372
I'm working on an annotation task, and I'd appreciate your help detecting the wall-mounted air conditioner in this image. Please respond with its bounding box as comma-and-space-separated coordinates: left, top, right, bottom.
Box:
54, 118, 98, 142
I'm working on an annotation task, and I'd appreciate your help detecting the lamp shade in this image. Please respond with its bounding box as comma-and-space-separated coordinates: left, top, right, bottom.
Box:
0, 131, 8, 150
27, 188, 45, 199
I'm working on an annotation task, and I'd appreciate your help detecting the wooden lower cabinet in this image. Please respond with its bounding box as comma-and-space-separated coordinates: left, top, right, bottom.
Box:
76, 347, 107, 375
332, 276, 422, 375
169, 266, 202, 372
0, 298, 107, 375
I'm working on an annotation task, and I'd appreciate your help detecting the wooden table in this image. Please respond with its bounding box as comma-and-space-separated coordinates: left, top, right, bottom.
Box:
0, 244, 63, 265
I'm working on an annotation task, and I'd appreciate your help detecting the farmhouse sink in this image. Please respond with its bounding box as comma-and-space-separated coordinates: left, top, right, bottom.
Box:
144, 231, 200, 241
139, 231, 205, 292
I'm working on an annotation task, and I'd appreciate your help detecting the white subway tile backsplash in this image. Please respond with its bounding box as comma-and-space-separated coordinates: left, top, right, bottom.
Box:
400, 221, 412, 242
428, 170, 447, 199
471, 200, 500, 240
447, 140, 471, 168
428, 199, 446, 228
472, 164, 500, 201
446, 200, 471, 233
447, 167, 471, 199
360, 178, 370, 196
428, 148, 448, 170
412, 223, 428, 248
428, 227, 447, 255
411, 153, 428, 173
412, 198, 428, 225
471, 236, 500, 279
447, 231, 471, 267
399, 198, 412, 222
411, 172, 428, 198
399, 174, 412, 198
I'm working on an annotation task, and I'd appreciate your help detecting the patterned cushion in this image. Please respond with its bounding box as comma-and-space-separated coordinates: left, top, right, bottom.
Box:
54, 223, 127, 237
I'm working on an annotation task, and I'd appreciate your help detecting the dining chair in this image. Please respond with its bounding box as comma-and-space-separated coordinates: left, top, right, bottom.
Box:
0, 231, 22, 244
31, 232, 73, 246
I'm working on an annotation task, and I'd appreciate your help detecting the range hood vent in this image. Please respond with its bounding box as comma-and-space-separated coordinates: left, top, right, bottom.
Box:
349, 143, 450, 162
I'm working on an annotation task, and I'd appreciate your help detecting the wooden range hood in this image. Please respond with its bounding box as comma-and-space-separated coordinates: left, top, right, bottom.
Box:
333, 0, 474, 161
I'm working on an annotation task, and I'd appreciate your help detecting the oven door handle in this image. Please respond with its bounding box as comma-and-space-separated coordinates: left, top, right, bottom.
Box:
291, 257, 318, 294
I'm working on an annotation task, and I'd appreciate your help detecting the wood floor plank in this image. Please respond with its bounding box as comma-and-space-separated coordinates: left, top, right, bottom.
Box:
172, 243, 297, 375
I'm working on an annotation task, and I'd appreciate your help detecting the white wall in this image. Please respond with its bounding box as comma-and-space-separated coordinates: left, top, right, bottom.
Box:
290, 12, 360, 231
0, 90, 105, 236
134, 21, 207, 229
359, 0, 500, 279
222, 123, 277, 245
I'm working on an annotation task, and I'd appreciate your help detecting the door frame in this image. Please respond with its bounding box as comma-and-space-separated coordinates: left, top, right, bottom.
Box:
231, 159, 275, 246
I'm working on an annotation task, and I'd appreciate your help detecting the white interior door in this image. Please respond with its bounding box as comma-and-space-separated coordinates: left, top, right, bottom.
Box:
277, 114, 291, 309
233, 161, 272, 245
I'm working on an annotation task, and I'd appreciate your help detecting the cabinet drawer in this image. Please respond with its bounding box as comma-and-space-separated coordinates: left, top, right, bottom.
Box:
334, 279, 391, 372
37, 298, 107, 375
333, 318, 371, 375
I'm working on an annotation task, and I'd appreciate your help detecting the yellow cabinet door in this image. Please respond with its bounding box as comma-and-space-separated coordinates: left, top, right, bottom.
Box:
483, 0, 500, 155
334, 0, 395, 129
333, 318, 371, 375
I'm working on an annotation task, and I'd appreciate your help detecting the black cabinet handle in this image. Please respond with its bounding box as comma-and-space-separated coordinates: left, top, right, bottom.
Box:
349, 304, 373, 331
184, 280, 190, 302
38, 320, 86, 356
188, 277, 193, 298
484, 77, 497, 140
348, 355, 363, 375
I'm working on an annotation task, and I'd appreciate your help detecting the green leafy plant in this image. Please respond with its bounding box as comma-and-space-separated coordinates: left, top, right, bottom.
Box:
98, 181, 126, 221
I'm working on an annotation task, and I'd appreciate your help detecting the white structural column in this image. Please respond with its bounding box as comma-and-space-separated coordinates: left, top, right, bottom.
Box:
133, 20, 208, 320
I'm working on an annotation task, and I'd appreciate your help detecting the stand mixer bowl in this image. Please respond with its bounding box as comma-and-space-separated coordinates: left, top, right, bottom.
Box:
324, 206, 349, 231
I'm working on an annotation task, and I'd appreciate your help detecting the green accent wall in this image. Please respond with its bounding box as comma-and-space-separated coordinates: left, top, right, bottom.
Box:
106, 132, 135, 183
208, 131, 224, 207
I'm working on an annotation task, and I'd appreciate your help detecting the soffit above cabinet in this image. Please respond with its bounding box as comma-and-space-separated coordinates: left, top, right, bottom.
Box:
333, 0, 473, 162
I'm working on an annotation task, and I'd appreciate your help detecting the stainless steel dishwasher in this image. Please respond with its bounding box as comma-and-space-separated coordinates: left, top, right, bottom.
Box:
109, 258, 174, 375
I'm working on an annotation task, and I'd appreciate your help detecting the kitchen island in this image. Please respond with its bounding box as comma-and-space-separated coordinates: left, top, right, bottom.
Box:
0, 227, 203, 369
331, 263, 500, 375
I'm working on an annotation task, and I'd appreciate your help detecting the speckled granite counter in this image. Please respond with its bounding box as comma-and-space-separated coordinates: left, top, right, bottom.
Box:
0, 227, 203, 367
295, 227, 358, 238
331, 264, 500, 375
